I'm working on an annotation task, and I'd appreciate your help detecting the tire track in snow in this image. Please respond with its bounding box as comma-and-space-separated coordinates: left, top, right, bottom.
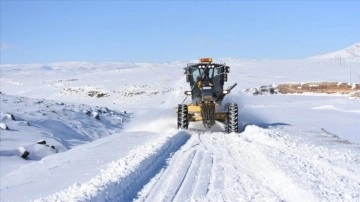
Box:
170, 150, 198, 201
200, 131, 281, 201
191, 150, 213, 199
135, 133, 207, 202
136, 131, 283, 201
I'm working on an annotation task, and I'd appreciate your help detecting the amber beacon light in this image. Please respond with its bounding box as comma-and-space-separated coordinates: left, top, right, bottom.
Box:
200, 58, 213, 63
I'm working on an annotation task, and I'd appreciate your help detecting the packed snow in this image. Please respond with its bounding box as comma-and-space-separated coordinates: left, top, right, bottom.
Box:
1, 45, 360, 201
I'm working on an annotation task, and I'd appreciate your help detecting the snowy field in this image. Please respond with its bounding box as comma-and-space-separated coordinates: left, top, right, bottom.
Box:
1, 44, 360, 201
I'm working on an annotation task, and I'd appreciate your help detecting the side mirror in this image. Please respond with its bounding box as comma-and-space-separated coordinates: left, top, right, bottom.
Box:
225, 66, 230, 73
224, 74, 228, 82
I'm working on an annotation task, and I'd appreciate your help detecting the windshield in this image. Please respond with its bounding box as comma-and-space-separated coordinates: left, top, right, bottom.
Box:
189, 66, 223, 86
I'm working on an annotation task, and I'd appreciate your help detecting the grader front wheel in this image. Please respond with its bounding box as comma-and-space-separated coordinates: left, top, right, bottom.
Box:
227, 103, 238, 133
177, 104, 189, 129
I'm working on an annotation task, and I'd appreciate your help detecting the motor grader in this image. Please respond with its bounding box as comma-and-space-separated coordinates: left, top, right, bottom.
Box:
177, 58, 238, 133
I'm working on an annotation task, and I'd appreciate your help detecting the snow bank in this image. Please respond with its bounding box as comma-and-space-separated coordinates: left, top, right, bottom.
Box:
38, 130, 190, 202
0, 93, 130, 176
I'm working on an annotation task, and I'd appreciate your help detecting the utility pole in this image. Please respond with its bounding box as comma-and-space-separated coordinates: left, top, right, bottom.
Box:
350, 65, 352, 83
339, 57, 342, 67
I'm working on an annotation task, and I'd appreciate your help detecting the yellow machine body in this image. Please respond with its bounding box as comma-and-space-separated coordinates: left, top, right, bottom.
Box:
186, 104, 228, 122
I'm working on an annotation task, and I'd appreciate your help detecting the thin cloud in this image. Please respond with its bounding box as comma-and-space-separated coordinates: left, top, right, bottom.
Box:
0, 43, 12, 51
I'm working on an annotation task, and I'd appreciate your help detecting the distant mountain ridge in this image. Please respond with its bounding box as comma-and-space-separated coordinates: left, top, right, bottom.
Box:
309, 43, 360, 59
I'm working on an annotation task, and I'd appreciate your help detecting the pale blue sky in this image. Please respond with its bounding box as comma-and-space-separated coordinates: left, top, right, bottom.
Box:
0, 1, 359, 64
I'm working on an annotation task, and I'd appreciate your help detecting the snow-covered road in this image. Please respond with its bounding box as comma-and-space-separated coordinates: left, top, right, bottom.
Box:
37, 124, 360, 202
136, 126, 360, 201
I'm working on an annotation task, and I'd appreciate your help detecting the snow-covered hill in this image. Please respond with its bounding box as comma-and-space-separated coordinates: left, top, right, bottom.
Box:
309, 43, 360, 60
1, 56, 360, 201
